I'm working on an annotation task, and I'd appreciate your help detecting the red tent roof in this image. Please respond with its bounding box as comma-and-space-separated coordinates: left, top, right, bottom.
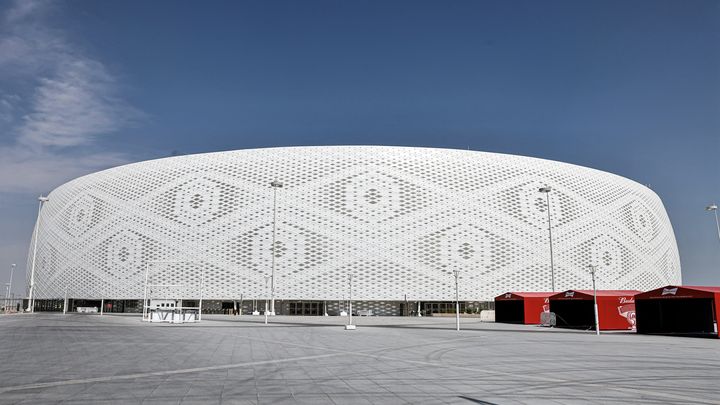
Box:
676, 286, 720, 293
497, 292, 554, 298
635, 285, 720, 299
551, 289, 640, 299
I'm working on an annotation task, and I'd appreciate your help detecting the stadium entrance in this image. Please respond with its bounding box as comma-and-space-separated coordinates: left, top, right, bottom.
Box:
422, 301, 466, 316
288, 301, 324, 316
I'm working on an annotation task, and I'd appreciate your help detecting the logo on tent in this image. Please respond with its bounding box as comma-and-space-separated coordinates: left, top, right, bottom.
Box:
618, 304, 636, 328
505, 293, 512, 298
565, 291, 574, 298
662, 287, 678, 296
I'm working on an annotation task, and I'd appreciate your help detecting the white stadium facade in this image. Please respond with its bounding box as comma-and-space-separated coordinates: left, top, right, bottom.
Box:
26, 146, 681, 315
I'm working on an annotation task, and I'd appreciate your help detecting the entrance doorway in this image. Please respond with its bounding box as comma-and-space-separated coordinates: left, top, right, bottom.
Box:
552, 300, 595, 329
636, 298, 716, 336
288, 301, 323, 316
422, 301, 466, 316
495, 300, 525, 324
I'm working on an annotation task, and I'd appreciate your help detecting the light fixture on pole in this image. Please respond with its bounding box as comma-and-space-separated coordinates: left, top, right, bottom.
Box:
143, 263, 150, 320
27, 196, 49, 313
264, 275, 271, 325
269, 180, 283, 315
198, 269, 205, 321
345, 274, 356, 330
453, 269, 460, 332
588, 264, 600, 335
538, 186, 556, 292
706, 204, 720, 242
5, 264, 15, 313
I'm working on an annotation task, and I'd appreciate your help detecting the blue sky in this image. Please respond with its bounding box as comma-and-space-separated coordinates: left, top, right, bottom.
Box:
0, 0, 718, 294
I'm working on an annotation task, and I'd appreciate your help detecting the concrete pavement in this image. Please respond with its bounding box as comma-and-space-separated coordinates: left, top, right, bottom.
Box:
0, 313, 718, 404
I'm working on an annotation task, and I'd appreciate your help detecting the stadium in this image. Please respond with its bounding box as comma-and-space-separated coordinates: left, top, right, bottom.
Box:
25, 146, 681, 315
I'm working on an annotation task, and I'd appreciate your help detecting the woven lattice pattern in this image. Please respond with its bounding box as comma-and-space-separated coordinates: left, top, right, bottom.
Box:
27, 146, 681, 301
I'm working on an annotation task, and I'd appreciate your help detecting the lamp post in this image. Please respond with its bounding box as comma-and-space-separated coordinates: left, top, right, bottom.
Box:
538, 186, 556, 292
5, 264, 15, 313
588, 264, 600, 335
63, 286, 68, 315
453, 269, 460, 331
264, 275, 271, 324
198, 269, 204, 321
345, 274, 356, 330
269, 180, 283, 315
143, 263, 150, 320
27, 196, 49, 312
706, 204, 720, 242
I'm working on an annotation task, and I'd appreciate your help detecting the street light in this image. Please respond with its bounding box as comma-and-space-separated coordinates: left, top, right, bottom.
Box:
706, 204, 720, 242
538, 186, 556, 292
27, 196, 49, 312
588, 264, 600, 335
264, 275, 271, 325
63, 285, 68, 315
345, 274, 356, 330
453, 269, 460, 331
5, 264, 15, 313
269, 180, 283, 315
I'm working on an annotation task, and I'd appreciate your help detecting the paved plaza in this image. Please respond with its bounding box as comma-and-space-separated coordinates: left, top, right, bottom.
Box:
0, 313, 718, 404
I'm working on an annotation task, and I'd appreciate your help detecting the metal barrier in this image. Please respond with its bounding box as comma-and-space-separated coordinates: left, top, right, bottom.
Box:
1, 298, 23, 314
540, 311, 557, 327
150, 309, 198, 323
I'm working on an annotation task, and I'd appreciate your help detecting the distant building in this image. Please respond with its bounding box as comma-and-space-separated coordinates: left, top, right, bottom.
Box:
26, 146, 680, 315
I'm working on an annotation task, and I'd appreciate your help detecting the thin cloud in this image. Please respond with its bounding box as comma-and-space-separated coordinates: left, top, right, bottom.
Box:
0, 94, 19, 124
4, 0, 48, 24
18, 59, 142, 148
0, 147, 127, 193
0, 0, 140, 192
0, 1, 64, 78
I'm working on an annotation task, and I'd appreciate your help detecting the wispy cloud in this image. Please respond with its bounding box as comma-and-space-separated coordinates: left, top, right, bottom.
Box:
0, 0, 141, 193
0, 94, 19, 124
0, 148, 128, 193
18, 59, 141, 147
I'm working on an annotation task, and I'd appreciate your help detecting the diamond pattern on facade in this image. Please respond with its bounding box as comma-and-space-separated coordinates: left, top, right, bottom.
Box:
27, 146, 681, 301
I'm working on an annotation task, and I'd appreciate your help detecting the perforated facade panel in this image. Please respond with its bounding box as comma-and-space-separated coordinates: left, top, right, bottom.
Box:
27, 146, 681, 301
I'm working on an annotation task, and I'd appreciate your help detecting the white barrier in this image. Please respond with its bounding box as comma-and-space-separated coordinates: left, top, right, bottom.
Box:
77, 307, 98, 313
480, 310, 495, 322
150, 309, 198, 323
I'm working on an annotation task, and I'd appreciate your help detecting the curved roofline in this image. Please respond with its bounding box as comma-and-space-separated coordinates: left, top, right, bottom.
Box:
47, 145, 659, 199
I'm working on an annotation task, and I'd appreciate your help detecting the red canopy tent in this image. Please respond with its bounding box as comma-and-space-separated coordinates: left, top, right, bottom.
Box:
494, 292, 553, 324
635, 286, 720, 338
549, 290, 639, 331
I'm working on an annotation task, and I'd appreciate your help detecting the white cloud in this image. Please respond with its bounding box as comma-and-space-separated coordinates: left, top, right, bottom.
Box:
18, 59, 141, 147
0, 0, 140, 193
0, 94, 19, 124
0, 2, 65, 77
0, 146, 127, 193
4, 0, 48, 24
